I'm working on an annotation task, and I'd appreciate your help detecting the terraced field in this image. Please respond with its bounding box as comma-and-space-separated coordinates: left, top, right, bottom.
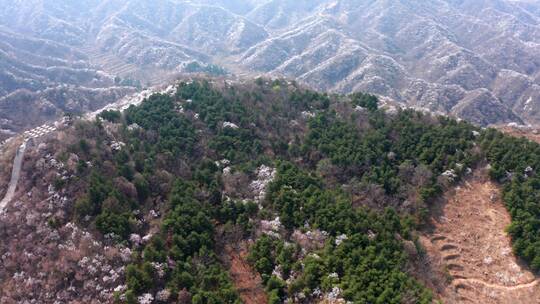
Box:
422, 168, 540, 303
79, 46, 138, 76
79, 45, 173, 86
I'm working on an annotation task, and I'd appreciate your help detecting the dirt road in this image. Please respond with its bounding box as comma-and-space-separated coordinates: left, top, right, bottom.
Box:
0, 140, 27, 212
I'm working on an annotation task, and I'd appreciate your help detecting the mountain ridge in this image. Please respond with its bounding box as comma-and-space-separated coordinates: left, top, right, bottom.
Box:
2, 0, 540, 134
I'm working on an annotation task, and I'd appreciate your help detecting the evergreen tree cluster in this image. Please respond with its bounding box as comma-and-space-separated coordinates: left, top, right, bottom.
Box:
62, 78, 539, 303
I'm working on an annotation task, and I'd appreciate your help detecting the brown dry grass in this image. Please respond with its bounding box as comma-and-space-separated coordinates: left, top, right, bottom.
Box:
420, 168, 540, 303
498, 125, 540, 144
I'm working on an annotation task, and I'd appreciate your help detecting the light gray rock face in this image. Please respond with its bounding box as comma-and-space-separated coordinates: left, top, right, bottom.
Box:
237, 0, 540, 125
2, 0, 540, 127
235, 0, 540, 126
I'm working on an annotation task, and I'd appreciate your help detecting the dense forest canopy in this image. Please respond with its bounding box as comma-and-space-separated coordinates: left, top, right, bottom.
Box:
53, 78, 540, 303
482, 130, 540, 270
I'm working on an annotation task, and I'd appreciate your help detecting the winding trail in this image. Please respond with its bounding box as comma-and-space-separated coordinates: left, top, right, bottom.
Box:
0, 140, 27, 212
454, 278, 540, 291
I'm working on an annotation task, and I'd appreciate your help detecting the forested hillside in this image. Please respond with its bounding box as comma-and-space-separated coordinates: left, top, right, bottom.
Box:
4, 78, 540, 303
55, 79, 480, 303
482, 131, 540, 271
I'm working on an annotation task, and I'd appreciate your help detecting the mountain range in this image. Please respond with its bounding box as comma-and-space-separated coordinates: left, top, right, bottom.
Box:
2, 0, 540, 136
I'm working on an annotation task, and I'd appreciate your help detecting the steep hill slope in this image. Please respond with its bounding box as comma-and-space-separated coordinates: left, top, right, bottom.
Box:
1, 78, 539, 303
238, 0, 540, 125
2, 0, 540, 132
421, 168, 540, 303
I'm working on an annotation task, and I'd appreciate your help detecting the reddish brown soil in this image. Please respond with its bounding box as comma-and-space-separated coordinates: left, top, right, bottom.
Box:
421, 168, 540, 303
498, 125, 540, 144
225, 243, 268, 304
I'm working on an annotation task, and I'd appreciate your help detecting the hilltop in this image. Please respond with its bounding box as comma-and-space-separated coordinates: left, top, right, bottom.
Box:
1, 78, 539, 303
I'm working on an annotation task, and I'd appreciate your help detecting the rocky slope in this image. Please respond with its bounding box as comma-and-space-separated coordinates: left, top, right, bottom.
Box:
0, 86, 135, 140
0, 25, 135, 139
237, 0, 540, 125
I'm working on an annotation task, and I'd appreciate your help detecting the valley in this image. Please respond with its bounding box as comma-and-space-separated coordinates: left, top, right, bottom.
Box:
3, 0, 540, 136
